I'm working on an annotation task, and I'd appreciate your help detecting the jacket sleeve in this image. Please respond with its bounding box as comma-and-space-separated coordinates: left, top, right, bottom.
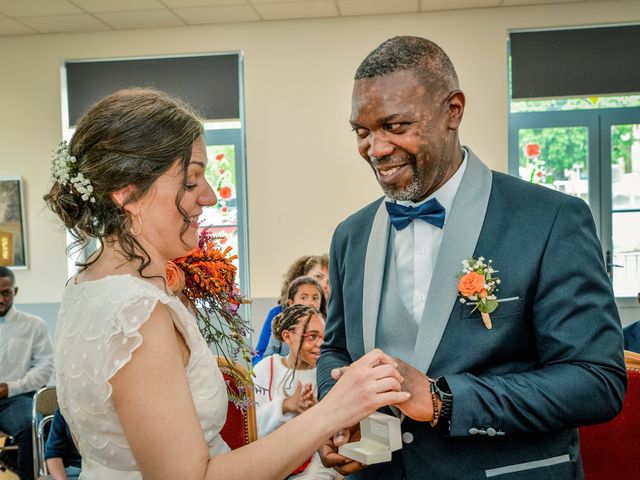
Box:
317, 224, 355, 401
44, 410, 74, 460
446, 196, 627, 437
253, 306, 281, 366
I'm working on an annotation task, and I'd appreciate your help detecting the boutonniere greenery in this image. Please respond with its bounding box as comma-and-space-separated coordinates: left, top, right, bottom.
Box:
457, 257, 500, 329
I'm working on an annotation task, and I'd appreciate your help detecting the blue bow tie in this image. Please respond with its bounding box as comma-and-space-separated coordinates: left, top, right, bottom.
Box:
385, 198, 446, 231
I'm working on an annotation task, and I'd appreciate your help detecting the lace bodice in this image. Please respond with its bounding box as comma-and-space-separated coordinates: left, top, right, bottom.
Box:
54, 275, 229, 479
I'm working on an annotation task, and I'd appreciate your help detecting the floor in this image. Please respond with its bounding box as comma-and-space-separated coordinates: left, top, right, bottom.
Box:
0, 466, 17, 480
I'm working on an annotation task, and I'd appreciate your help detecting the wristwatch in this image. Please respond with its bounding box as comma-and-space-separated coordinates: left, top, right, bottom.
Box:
432, 376, 453, 420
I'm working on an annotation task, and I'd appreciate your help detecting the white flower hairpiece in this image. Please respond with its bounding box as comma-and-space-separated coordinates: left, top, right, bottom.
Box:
51, 141, 96, 204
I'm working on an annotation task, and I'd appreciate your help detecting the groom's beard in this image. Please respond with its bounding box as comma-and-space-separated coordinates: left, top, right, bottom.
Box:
371, 153, 425, 202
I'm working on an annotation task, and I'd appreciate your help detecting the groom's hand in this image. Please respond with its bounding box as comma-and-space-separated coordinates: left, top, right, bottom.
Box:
318, 424, 366, 475
395, 359, 436, 422
332, 358, 436, 422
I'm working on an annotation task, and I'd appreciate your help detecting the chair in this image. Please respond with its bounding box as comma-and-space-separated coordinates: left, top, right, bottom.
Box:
579, 350, 640, 479
31, 386, 58, 479
0, 431, 18, 453
216, 357, 257, 449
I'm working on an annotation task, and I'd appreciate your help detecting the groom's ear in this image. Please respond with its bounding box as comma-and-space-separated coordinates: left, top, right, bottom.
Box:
446, 90, 465, 130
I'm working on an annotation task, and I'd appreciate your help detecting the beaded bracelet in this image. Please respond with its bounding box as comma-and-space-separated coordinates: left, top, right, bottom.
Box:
429, 378, 441, 427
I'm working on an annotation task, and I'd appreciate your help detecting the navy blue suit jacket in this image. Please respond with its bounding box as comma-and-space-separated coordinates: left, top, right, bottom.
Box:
318, 153, 625, 479
623, 321, 640, 353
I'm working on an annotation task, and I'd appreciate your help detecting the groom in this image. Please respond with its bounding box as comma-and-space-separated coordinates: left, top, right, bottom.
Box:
317, 36, 626, 479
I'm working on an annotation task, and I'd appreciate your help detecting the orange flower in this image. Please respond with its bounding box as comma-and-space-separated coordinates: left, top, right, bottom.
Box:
458, 272, 485, 297
218, 186, 232, 199
166, 261, 185, 294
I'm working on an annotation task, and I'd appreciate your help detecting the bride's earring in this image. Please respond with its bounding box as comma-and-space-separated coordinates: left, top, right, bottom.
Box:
130, 214, 143, 236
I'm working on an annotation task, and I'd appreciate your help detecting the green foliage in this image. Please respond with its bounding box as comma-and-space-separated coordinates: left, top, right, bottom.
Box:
519, 124, 635, 182
611, 124, 634, 172
513, 95, 639, 178
511, 95, 640, 113
519, 127, 588, 183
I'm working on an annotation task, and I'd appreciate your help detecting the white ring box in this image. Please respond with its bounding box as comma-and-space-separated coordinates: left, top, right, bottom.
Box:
338, 412, 402, 465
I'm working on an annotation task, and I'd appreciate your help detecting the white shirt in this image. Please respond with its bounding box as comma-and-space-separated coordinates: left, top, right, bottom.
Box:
253, 354, 318, 437
253, 354, 337, 480
390, 148, 468, 322
0, 306, 54, 397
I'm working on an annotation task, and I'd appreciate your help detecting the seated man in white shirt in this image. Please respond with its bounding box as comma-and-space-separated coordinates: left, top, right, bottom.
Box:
0, 266, 54, 480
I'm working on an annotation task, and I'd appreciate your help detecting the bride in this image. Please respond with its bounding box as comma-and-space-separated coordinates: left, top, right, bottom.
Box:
45, 88, 409, 480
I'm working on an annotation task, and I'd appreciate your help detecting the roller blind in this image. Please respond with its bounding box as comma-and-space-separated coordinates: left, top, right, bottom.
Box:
66, 54, 240, 125
510, 25, 640, 99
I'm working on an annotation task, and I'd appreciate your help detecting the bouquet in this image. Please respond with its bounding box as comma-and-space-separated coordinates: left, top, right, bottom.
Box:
166, 229, 254, 378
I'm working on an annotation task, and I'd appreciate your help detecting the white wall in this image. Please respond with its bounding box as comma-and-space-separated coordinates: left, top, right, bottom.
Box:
1, 0, 639, 313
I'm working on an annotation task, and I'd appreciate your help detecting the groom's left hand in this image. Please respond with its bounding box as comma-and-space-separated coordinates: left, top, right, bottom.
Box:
394, 359, 436, 422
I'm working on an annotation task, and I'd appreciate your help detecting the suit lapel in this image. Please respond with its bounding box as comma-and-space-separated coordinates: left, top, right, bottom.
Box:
362, 201, 389, 352
411, 151, 493, 372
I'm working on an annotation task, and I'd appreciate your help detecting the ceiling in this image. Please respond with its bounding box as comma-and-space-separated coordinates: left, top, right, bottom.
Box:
0, 0, 605, 36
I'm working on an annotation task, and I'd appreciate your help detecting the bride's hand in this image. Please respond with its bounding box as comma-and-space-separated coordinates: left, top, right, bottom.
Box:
319, 349, 410, 431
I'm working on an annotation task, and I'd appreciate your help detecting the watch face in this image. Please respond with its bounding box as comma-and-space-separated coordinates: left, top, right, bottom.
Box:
436, 376, 452, 395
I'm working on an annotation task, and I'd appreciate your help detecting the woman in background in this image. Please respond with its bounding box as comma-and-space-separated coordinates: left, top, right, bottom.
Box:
262, 276, 326, 360
253, 255, 329, 365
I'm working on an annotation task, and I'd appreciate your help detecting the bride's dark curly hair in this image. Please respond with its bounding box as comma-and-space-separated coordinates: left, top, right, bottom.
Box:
44, 88, 204, 275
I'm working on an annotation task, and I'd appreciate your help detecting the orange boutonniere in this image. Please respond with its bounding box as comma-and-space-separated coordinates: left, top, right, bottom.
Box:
457, 257, 500, 329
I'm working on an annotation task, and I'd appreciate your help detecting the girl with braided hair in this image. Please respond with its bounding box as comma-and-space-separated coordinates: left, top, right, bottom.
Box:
254, 304, 337, 479
262, 275, 327, 360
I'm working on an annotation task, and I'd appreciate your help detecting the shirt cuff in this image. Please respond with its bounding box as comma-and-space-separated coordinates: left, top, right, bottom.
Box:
6, 381, 22, 398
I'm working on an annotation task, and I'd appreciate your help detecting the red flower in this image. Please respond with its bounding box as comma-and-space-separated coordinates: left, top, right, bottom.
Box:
219, 186, 232, 199
222, 206, 228, 213
215, 153, 225, 161
219, 168, 225, 175
525, 143, 541, 158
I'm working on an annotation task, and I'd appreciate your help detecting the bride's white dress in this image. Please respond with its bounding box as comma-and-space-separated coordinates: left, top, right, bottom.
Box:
54, 275, 230, 479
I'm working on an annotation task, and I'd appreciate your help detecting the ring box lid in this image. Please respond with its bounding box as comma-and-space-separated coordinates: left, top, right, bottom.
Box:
338, 412, 402, 465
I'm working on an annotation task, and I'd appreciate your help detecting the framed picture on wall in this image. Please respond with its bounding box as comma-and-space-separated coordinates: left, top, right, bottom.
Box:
0, 177, 28, 269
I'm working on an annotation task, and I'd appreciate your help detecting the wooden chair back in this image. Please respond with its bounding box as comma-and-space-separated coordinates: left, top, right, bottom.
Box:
216, 357, 257, 449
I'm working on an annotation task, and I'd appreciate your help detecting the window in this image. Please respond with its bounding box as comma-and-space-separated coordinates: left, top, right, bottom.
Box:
509, 28, 640, 300
61, 54, 249, 298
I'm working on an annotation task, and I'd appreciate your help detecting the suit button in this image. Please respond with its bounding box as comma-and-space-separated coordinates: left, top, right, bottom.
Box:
402, 432, 414, 444
468, 428, 479, 435
486, 428, 496, 437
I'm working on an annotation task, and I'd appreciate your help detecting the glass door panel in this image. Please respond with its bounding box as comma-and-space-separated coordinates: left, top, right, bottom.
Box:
517, 127, 589, 203
201, 127, 247, 294
610, 123, 640, 297
202, 144, 238, 226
